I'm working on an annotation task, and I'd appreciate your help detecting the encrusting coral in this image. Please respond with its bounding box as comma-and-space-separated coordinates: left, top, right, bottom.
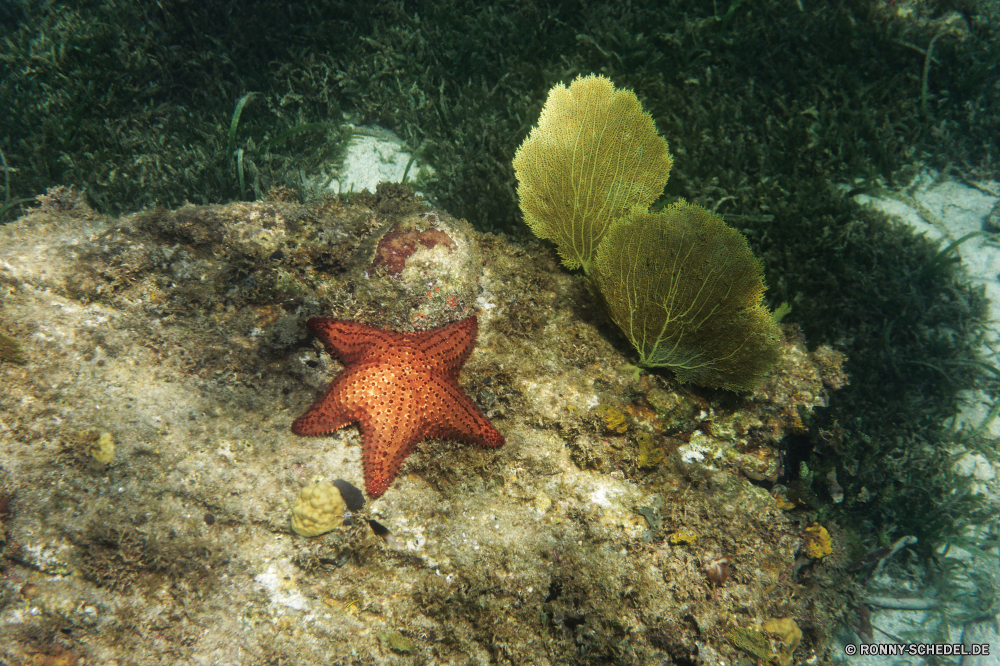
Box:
514, 74, 782, 391
290, 480, 346, 537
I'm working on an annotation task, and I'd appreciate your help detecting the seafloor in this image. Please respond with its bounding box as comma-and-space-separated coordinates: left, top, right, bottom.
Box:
0, 187, 850, 665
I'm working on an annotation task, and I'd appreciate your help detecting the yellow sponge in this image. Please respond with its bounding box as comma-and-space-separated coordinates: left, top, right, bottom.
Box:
803, 523, 832, 559
90, 432, 115, 464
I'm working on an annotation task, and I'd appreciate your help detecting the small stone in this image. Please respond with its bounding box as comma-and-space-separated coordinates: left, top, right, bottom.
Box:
953, 452, 996, 481
983, 200, 1000, 233
826, 469, 844, 504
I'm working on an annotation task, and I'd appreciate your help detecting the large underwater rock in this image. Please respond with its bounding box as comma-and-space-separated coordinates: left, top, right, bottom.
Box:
0, 185, 847, 665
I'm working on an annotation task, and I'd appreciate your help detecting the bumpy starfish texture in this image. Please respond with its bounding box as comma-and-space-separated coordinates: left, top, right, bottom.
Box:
292, 316, 505, 498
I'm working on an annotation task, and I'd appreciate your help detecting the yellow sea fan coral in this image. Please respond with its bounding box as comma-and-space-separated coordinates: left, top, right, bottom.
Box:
512, 74, 672, 273
593, 202, 782, 391
514, 74, 781, 392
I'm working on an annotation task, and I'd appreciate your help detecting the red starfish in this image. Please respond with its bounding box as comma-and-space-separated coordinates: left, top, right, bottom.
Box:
291, 316, 505, 498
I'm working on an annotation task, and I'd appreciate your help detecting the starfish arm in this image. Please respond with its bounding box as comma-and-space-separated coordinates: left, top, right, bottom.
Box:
307, 318, 395, 365
290, 377, 356, 436
358, 402, 423, 499
411, 316, 478, 376
423, 379, 505, 449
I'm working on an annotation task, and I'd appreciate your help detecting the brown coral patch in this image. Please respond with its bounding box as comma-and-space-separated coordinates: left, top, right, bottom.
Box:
370, 224, 458, 277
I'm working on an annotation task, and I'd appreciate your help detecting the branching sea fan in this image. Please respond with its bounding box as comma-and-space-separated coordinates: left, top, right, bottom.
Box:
514, 74, 782, 391
512, 74, 672, 274
593, 203, 782, 391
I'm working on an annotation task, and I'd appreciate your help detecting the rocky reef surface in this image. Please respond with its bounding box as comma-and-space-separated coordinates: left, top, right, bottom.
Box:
0, 186, 848, 665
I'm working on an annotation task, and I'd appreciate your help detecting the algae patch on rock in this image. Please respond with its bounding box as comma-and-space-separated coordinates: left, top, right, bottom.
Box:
0, 331, 27, 364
